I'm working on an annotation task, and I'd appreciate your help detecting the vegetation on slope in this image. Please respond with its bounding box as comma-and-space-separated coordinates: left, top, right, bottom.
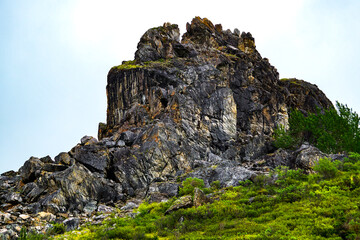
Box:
21, 153, 360, 239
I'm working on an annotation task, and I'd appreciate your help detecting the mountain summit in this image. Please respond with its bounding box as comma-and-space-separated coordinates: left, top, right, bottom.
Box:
0, 17, 333, 237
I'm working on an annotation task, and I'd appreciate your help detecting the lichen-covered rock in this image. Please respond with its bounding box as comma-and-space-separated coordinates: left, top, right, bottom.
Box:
54, 152, 72, 165
165, 195, 193, 214
193, 188, 209, 207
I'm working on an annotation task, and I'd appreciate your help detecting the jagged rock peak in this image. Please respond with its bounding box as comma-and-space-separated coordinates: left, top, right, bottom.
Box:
134, 22, 181, 62
134, 17, 257, 63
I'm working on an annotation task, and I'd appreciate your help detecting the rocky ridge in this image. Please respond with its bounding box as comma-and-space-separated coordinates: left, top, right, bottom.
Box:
0, 17, 336, 238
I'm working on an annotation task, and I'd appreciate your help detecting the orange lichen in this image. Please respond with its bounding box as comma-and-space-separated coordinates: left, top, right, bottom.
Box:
262, 107, 271, 122
194, 16, 215, 31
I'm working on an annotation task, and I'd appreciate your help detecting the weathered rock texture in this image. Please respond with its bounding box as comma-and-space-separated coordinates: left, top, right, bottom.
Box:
0, 17, 335, 238
100, 17, 332, 191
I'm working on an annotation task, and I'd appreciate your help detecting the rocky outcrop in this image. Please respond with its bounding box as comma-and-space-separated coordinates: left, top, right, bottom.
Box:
100, 16, 332, 193
0, 17, 336, 238
279, 78, 333, 114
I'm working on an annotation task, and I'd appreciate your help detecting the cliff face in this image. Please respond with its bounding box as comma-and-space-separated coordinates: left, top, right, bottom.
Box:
98, 17, 332, 193
0, 17, 334, 236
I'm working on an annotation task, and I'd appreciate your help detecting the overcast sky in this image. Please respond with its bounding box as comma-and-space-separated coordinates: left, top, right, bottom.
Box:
1, 0, 359, 173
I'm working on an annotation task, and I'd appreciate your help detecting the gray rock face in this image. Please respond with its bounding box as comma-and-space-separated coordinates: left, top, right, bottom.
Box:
3, 192, 22, 204
135, 22, 181, 62
295, 143, 328, 172
63, 217, 80, 231
70, 143, 110, 174
19, 157, 44, 183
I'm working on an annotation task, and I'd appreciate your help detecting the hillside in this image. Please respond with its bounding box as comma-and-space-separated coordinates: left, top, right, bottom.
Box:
1, 17, 359, 239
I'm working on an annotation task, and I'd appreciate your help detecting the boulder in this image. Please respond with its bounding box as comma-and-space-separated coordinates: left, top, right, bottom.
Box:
0, 228, 17, 240
165, 195, 193, 214
119, 131, 137, 146
19, 214, 31, 220
158, 182, 179, 197
39, 156, 53, 164
54, 152, 72, 165
3, 192, 22, 203
63, 217, 80, 231
120, 202, 139, 211
80, 136, 98, 145
37, 212, 56, 222
71, 144, 110, 174
84, 201, 97, 215
295, 143, 328, 172
193, 188, 209, 207
97, 205, 113, 213
19, 157, 44, 183
37, 163, 120, 212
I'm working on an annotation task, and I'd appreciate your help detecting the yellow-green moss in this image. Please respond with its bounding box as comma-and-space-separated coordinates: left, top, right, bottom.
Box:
112, 59, 172, 71
280, 78, 301, 85
112, 60, 143, 70
224, 53, 239, 60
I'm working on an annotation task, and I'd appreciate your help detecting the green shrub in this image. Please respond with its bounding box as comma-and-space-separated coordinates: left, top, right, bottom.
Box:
18, 227, 27, 240
313, 157, 339, 179
273, 125, 297, 149
179, 177, 205, 196
48, 223, 65, 235
210, 180, 221, 190
274, 102, 360, 154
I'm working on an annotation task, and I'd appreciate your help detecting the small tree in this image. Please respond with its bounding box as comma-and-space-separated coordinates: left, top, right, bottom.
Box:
179, 177, 205, 196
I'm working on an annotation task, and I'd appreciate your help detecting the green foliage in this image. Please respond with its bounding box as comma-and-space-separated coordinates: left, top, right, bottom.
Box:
112, 58, 172, 71
274, 102, 360, 153
48, 223, 66, 235
19, 227, 27, 240
16, 224, 64, 240
210, 180, 221, 190
273, 125, 297, 149
26, 233, 46, 240
112, 60, 143, 70
179, 177, 205, 196
313, 157, 339, 179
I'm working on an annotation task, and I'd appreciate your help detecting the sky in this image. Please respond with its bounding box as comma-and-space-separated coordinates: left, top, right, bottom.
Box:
1, 0, 359, 174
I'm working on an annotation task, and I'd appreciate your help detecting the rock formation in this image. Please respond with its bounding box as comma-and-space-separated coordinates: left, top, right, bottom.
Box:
0, 17, 335, 238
